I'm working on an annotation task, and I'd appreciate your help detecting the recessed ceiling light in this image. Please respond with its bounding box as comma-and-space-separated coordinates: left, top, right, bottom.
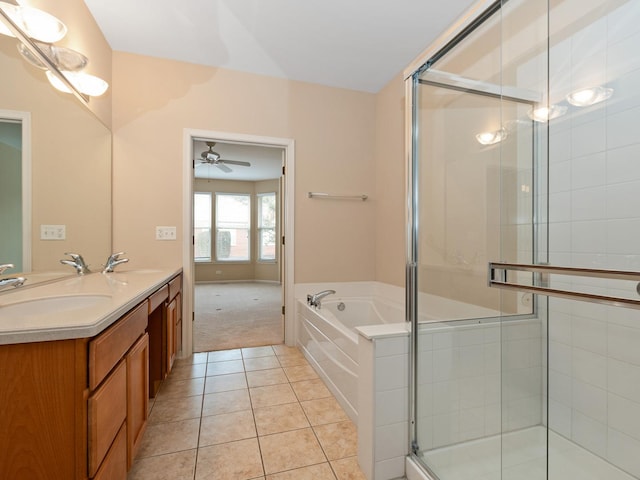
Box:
566, 86, 613, 107
527, 104, 567, 123
476, 129, 507, 145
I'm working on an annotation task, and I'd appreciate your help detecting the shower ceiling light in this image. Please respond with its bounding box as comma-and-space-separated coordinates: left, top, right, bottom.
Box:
476, 129, 507, 145
0, 1, 67, 43
566, 86, 613, 107
528, 104, 567, 123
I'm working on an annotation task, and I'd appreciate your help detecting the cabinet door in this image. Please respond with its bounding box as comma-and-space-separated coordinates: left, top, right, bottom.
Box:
93, 424, 127, 480
175, 292, 182, 356
166, 298, 177, 373
126, 333, 149, 468
88, 361, 127, 477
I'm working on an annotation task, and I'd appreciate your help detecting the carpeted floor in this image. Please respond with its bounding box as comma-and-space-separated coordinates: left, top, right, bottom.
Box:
193, 282, 283, 352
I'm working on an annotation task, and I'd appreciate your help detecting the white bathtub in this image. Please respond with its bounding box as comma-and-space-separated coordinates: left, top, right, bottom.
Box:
296, 282, 405, 421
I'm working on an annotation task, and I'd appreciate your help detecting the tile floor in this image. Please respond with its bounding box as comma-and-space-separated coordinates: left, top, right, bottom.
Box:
127, 344, 367, 480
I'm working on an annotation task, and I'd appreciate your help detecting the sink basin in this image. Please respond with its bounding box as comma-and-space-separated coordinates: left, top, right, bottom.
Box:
0, 294, 112, 317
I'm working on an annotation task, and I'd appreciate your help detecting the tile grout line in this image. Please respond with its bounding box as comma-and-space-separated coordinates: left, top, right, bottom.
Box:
243, 348, 269, 479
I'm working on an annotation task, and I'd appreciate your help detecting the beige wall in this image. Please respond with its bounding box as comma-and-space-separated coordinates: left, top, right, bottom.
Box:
194, 178, 280, 283
111, 52, 380, 284
374, 73, 407, 287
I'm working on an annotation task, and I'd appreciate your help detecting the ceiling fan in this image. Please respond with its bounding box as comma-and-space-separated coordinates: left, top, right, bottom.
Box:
196, 142, 251, 173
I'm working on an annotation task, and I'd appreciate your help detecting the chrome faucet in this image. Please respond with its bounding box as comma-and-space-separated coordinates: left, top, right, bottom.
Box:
60, 253, 91, 275
102, 252, 129, 273
307, 289, 336, 309
0, 264, 26, 291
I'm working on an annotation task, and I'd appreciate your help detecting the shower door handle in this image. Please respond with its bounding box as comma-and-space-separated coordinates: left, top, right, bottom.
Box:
488, 262, 640, 310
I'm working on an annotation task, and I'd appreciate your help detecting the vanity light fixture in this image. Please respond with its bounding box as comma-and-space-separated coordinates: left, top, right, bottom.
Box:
475, 128, 507, 145
0, 1, 66, 43
46, 70, 109, 97
566, 86, 613, 107
527, 104, 567, 123
0, 1, 108, 99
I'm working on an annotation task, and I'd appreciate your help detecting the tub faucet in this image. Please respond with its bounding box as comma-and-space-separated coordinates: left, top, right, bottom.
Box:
60, 253, 91, 275
0, 264, 26, 291
307, 289, 336, 309
102, 252, 129, 273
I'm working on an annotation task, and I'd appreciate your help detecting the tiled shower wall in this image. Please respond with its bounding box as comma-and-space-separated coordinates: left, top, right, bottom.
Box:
545, 2, 640, 476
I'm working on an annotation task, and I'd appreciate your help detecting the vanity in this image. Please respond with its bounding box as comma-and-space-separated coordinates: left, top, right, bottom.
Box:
0, 268, 182, 479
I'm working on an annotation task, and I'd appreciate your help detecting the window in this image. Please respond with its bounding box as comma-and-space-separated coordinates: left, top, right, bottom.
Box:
258, 192, 276, 261
216, 193, 250, 261
194, 192, 212, 262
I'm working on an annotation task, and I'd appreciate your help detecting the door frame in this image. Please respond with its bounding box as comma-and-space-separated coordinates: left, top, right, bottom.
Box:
182, 128, 295, 356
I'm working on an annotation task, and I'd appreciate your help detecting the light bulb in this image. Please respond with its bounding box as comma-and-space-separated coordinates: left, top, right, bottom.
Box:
527, 104, 567, 123
476, 129, 507, 145
47, 70, 109, 97
566, 86, 613, 107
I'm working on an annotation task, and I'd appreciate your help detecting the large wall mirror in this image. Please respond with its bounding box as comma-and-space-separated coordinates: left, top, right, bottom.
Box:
0, 23, 111, 281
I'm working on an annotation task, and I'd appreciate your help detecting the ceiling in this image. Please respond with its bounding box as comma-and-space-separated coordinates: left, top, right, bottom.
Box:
193, 141, 282, 181
83, 0, 477, 93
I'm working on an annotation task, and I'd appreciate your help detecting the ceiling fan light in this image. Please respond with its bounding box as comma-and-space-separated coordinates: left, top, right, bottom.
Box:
566, 86, 613, 107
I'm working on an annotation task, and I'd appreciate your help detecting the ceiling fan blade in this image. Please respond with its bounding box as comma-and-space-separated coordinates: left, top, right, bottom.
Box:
219, 159, 251, 167
216, 163, 232, 173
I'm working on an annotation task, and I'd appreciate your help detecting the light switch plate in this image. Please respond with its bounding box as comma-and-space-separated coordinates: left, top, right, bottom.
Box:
156, 226, 177, 240
40, 224, 66, 240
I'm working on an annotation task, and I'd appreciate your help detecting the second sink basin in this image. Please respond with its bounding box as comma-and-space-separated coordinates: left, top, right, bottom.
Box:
0, 294, 112, 317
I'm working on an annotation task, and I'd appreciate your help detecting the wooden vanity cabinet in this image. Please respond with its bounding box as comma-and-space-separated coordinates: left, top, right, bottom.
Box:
0, 272, 181, 479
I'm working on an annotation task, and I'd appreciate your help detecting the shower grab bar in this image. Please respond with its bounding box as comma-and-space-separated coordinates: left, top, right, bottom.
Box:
488, 262, 640, 310
308, 192, 368, 201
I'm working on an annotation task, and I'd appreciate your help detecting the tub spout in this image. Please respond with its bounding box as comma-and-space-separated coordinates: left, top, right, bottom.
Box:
307, 289, 336, 309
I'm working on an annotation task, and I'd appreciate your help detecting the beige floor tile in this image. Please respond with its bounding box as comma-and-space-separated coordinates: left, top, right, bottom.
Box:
127, 449, 197, 480
244, 356, 281, 371
330, 457, 367, 480
271, 345, 300, 356
136, 418, 200, 458
148, 395, 203, 424
167, 362, 208, 381
204, 372, 247, 393
266, 462, 337, 479
157, 377, 205, 399
253, 402, 310, 436
259, 428, 326, 475
250, 383, 297, 409
242, 345, 276, 358
246, 368, 288, 388
207, 349, 242, 362
174, 352, 209, 366
290, 379, 332, 401
283, 364, 319, 382
276, 352, 308, 367
207, 359, 245, 376
314, 421, 358, 460
300, 397, 349, 426
199, 410, 256, 446
202, 389, 251, 416
196, 438, 264, 480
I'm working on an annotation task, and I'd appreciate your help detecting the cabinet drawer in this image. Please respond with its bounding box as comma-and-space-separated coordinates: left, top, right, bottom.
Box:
93, 423, 127, 480
148, 285, 168, 313
89, 301, 148, 390
89, 361, 127, 477
168, 274, 182, 301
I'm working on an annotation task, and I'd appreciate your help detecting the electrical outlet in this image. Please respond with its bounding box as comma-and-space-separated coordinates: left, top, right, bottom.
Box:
40, 224, 66, 240
156, 226, 177, 240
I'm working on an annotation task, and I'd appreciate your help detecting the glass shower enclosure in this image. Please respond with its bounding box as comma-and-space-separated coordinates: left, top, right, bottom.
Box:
407, 0, 640, 479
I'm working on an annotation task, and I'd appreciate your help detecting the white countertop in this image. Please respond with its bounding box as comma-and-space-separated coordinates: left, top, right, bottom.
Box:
0, 268, 182, 345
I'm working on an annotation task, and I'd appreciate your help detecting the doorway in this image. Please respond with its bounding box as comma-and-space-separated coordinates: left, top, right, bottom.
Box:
182, 130, 295, 357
